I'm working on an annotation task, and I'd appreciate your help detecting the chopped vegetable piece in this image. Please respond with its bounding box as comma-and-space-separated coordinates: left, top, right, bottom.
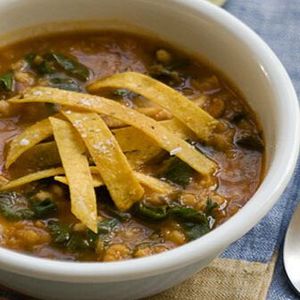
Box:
113, 89, 130, 97
31, 198, 57, 218
103, 204, 131, 222
162, 157, 195, 187
0, 167, 65, 191
48, 221, 71, 244
25, 53, 56, 75
0, 192, 35, 220
49, 117, 97, 232
48, 76, 81, 92
134, 202, 168, 220
0, 192, 58, 220
88, 72, 218, 141
169, 205, 208, 223
182, 221, 210, 241
0, 72, 14, 92
50, 53, 90, 81
61, 110, 144, 211
11, 87, 216, 175
66, 231, 97, 251
26, 52, 90, 81
5, 118, 53, 168
205, 198, 219, 216
97, 219, 119, 234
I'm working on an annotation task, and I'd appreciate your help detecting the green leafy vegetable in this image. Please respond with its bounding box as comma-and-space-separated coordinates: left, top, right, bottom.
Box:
103, 203, 131, 222
66, 230, 97, 251
97, 218, 119, 234
134, 202, 168, 220
133, 200, 213, 241
50, 53, 90, 81
113, 89, 130, 97
182, 221, 210, 241
48, 221, 71, 244
47, 218, 119, 252
169, 205, 207, 223
25, 52, 90, 81
25, 53, 56, 75
0, 192, 35, 220
162, 157, 195, 187
31, 198, 57, 218
48, 77, 81, 92
0, 72, 14, 92
205, 198, 219, 216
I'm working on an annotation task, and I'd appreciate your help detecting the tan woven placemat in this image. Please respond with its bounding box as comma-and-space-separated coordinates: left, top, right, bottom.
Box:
148, 255, 277, 300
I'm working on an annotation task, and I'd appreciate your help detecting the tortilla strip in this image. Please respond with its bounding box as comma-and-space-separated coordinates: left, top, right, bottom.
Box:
11, 87, 216, 175
55, 175, 103, 188
62, 110, 144, 211
134, 172, 173, 194
87, 72, 218, 141
15, 141, 61, 170
12, 119, 189, 169
57, 167, 173, 194
49, 117, 97, 232
88, 167, 173, 193
6, 118, 53, 168
112, 126, 158, 153
126, 149, 163, 168
101, 107, 171, 128
0, 167, 64, 191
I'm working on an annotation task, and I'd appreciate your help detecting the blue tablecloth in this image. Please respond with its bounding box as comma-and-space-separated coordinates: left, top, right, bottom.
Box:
223, 1, 300, 299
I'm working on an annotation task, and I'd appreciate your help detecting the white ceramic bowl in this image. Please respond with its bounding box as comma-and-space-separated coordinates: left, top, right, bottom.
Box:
0, 0, 299, 299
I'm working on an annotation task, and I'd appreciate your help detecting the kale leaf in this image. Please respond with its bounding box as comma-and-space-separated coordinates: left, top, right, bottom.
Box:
162, 157, 195, 187
133, 202, 168, 221
31, 198, 58, 218
0, 192, 35, 220
50, 53, 90, 81
0, 72, 14, 92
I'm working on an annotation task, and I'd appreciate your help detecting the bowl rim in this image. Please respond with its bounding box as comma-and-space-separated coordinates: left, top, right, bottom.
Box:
0, 0, 298, 283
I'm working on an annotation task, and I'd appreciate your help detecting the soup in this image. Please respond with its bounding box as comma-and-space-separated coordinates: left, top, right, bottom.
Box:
0, 31, 264, 261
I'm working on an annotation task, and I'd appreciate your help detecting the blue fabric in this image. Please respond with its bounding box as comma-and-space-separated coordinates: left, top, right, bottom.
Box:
222, 1, 300, 299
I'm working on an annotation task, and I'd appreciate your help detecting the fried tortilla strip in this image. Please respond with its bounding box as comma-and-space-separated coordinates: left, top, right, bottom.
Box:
15, 141, 61, 169
134, 172, 173, 194
112, 126, 158, 152
87, 72, 218, 141
11, 87, 216, 175
62, 110, 144, 211
112, 118, 195, 153
126, 149, 163, 168
49, 117, 97, 232
6, 118, 52, 168
0, 167, 64, 191
55, 174, 104, 188
88, 166, 173, 193
57, 167, 173, 194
